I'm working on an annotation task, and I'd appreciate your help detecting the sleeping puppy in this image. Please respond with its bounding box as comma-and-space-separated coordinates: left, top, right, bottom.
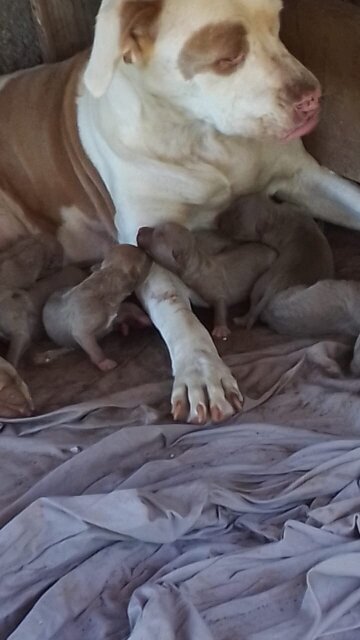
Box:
42, 245, 151, 370
0, 266, 85, 367
137, 223, 276, 340
218, 195, 334, 328
259, 280, 360, 375
0, 233, 64, 289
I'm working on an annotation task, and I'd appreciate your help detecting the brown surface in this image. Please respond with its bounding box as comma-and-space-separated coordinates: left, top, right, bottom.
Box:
282, 0, 360, 182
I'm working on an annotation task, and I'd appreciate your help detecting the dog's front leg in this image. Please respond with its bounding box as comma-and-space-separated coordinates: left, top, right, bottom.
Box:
269, 150, 360, 230
138, 263, 243, 424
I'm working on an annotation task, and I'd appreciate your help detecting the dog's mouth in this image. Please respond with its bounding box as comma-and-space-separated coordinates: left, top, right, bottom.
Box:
280, 110, 320, 142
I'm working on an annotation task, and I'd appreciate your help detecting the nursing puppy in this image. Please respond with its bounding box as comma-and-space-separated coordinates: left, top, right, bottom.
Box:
218, 196, 334, 328
0, 234, 64, 289
138, 223, 276, 339
0, 266, 85, 367
43, 245, 151, 370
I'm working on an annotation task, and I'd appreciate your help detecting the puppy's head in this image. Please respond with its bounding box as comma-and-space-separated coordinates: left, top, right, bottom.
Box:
102, 244, 151, 284
137, 222, 194, 274
84, 0, 321, 141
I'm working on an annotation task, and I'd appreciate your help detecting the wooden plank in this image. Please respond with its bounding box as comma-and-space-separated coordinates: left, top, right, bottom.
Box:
30, 0, 101, 63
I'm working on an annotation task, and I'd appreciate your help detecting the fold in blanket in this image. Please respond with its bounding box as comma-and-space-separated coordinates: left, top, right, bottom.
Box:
2, 336, 360, 639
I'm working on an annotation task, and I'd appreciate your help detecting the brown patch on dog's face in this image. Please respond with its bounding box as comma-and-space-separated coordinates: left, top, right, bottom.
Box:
178, 21, 249, 80
120, 0, 163, 64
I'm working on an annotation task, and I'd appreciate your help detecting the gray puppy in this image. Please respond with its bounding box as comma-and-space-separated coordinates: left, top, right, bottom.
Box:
137, 222, 276, 340
260, 280, 360, 375
0, 266, 85, 366
218, 195, 334, 328
0, 233, 64, 289
43, 245, 151, 371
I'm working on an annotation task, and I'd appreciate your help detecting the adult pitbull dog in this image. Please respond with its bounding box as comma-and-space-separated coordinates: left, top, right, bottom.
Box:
0, 0, 360, 424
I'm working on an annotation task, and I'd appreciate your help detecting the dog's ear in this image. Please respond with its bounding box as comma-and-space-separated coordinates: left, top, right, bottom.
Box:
84, 0, 122, 98
84, 0, 162, 98
121, 0, 163, 66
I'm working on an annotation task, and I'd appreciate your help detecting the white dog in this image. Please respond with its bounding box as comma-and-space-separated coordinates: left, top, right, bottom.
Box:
1, 0, 360, 423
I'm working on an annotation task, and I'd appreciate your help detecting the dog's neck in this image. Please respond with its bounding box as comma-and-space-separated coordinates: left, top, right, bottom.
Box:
84, 65, 231, 166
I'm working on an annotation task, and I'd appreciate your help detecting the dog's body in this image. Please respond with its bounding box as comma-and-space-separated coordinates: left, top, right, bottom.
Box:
138, 222, 276, 339
43, 245, 150, 370
219, 196, 334, 328
1, 0, 360, 422
0, 267, 85, 366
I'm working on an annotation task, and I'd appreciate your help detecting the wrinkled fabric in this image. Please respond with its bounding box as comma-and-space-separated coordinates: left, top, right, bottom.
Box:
2, 337, 360, 639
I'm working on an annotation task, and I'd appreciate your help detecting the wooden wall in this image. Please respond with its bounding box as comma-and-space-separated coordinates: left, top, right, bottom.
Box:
282, 0, 360, 182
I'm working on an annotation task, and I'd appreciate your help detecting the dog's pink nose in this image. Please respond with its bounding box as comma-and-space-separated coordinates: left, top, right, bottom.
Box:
294, 88, 321, 114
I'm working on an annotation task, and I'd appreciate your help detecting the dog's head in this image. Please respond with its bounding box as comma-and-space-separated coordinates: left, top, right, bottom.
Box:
84, 0, 321, 141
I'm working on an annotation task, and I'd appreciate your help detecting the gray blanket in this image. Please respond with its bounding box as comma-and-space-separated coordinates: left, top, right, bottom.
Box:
2, 336, 360, 639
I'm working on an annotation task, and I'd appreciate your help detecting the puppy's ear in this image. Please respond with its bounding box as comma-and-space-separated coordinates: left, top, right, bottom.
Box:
84, 0, 162, 98
121, 0, 163, 66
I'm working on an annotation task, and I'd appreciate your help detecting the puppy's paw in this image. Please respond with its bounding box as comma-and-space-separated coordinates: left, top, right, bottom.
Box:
98, 358, 118, 372
212, 325, 231, 341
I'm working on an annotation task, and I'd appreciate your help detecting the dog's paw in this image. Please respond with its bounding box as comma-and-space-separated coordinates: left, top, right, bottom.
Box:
171, 352, 243, 424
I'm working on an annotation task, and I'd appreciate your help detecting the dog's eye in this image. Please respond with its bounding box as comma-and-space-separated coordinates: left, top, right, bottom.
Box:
215, 53, 245, 73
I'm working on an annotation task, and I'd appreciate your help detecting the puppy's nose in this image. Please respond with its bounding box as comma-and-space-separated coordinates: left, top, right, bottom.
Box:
137, 227, 153, 249
294, 87, 321, 114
